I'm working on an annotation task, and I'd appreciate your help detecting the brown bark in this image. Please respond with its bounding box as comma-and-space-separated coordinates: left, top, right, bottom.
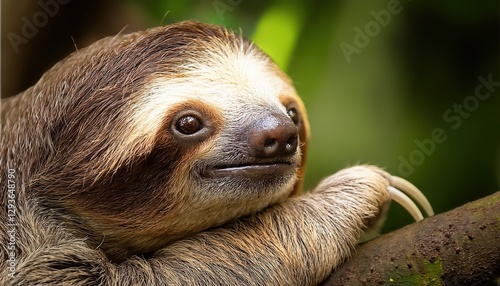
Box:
322, 192, 500, 286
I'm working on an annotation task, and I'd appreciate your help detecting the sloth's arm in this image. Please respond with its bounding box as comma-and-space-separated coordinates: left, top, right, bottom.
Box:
11, 166, 389, 286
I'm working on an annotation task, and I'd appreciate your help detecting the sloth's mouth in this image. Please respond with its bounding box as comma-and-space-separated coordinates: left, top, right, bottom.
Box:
203, 162, 295, 178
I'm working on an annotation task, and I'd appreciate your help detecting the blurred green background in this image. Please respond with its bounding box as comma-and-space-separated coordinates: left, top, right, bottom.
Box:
2, 0, 499, 232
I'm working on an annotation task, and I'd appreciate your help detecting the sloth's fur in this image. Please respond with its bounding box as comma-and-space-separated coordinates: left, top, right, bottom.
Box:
1, 21, 390, 285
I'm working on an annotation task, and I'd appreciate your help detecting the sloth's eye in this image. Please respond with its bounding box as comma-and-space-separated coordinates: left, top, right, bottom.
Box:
176, 115, 202, 135
287, 107, 300, 125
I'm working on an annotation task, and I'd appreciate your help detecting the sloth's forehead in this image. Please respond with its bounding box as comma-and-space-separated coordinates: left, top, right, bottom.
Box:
142, 53, 292, 112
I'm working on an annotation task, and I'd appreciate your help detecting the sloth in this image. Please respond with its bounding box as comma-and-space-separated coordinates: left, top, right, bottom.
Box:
0, 21, 433, 285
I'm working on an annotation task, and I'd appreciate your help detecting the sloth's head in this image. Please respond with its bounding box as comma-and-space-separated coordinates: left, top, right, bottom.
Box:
29, 21, 309, 259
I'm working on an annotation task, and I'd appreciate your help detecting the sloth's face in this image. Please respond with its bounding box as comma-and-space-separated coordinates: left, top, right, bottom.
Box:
98, 47, 309, 257
142, 53, 308, 210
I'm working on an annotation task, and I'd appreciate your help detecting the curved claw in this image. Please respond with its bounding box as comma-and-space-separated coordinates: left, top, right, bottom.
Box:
391, 176, 435, 217
388, 186, 424, 221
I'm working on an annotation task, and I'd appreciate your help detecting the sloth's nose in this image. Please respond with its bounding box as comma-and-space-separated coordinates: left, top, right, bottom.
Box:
248, 113, 298, 158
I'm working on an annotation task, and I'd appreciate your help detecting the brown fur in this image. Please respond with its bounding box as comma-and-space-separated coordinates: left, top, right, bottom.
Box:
1, 21, 391, 285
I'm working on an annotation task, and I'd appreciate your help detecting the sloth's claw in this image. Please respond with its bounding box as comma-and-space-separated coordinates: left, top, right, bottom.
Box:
390, 176, 434, 217
387, 176, 434, 222
388, 186, 424, 221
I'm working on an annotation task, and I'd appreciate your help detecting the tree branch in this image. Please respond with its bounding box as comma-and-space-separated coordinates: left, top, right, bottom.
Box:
322, 192, 500, 286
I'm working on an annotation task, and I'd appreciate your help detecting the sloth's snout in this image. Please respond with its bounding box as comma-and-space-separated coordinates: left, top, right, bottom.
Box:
248, 113, 298, 158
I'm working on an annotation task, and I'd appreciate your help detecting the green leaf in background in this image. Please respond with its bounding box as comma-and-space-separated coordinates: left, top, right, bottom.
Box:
251, 2, 306, 72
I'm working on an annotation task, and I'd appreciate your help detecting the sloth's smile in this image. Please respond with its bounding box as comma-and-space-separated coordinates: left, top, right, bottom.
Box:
203, 162, 295, 178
